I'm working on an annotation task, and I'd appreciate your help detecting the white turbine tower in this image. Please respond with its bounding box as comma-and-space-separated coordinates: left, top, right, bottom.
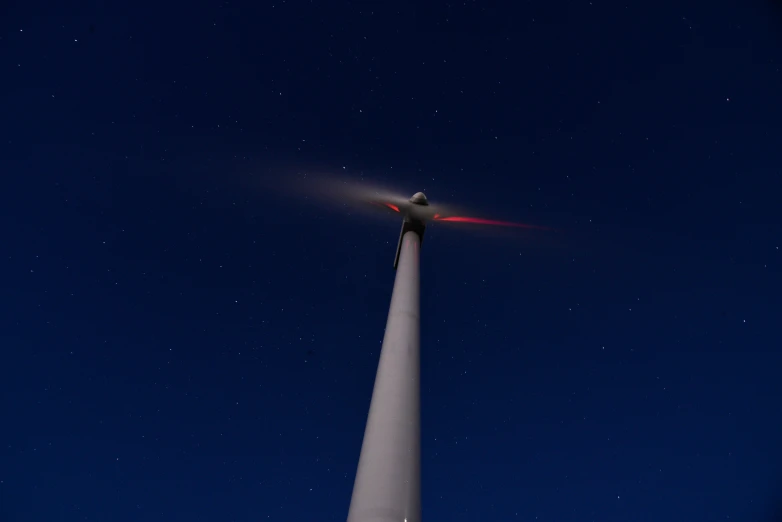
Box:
346, 192, 428, 522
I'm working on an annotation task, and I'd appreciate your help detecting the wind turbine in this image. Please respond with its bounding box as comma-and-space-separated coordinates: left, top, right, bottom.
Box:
335, 185, 548, 522
275, 175, 548, 522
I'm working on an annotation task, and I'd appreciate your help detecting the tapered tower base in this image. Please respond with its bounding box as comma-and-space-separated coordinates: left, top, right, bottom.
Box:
347, 229, 422, 522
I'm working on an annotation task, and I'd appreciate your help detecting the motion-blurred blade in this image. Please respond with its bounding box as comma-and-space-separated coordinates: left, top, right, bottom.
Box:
433, 215, 550, 230
266, 171, 413, 221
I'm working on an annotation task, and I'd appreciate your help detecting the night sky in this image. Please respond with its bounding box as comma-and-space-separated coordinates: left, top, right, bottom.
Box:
3, 1, 782, 521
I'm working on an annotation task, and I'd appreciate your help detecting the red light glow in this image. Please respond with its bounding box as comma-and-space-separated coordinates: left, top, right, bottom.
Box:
370, 201, 400, 212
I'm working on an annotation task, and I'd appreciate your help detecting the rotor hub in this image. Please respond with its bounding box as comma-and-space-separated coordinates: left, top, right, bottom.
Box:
409, 192, 428, 206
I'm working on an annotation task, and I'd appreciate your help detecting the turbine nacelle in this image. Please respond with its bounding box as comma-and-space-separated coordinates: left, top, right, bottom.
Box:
401, 192, 436, 224
409, 192, 429, 206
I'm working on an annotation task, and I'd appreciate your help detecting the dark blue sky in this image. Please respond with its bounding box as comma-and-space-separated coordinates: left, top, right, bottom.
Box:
2, 1, 782, 521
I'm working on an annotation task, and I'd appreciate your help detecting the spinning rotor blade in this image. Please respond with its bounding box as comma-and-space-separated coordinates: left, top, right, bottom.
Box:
432, 215, 550, 230
354, 188, 410, 212
267, 171, 551, 231
272, 172, 413, 219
